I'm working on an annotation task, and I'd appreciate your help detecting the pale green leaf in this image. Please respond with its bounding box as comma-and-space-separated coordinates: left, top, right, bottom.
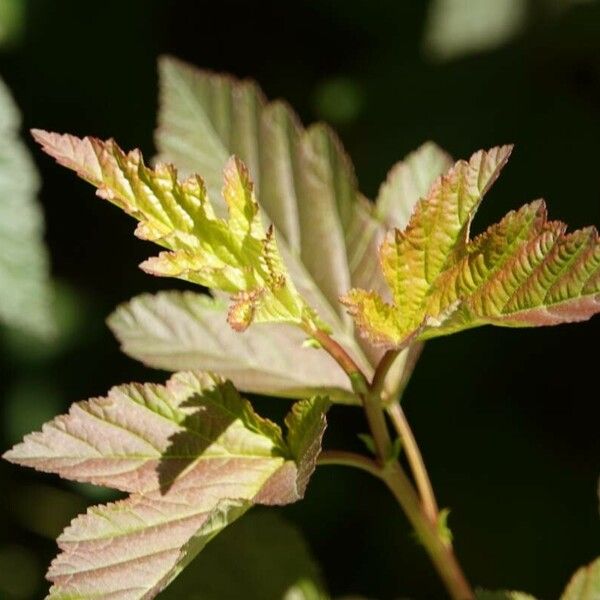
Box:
32, 131, 312, 331
0, 78, 53, 336
107, 291, 357, 404
4, 372, 328, 599
561, 557, 600, 600
344, 146, 600, 346
160, 511, 328, 600
424, 0, 527, 61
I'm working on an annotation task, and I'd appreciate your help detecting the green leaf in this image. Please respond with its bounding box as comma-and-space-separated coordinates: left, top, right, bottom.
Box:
32, 131, 311, 331
344, 146, 600, 346
108, 290, 357, 404
4, 372, 328, 599
0, 78, 53, 336
357, 433, 377, 455
160, 511, 328, 600
561, 557, 600, 600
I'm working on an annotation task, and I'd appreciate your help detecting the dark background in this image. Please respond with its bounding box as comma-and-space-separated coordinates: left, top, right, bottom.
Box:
0, 1, 599, 598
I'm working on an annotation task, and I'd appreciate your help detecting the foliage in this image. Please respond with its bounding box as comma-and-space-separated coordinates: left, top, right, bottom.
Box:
3, 57, 599, 599
343, 146, 600, 347
0, 77, 53, 337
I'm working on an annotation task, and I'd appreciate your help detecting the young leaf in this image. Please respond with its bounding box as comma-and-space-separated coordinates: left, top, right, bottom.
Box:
32, 131, 312, 332
108, 291, 357, 404
344, 146, 600, 346
0, 78, 53, 337
3, 372, 328, 599
561, 557, 600, 600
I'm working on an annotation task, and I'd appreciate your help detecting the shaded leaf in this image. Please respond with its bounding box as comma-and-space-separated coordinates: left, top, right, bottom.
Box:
561, 557, 600, 600
344, 146, 600, 346
4, 372, 328, 599
32, 131, 311, 332
160, 511, 327, 600
108, 290, 356, 404
0, 78, 53, 336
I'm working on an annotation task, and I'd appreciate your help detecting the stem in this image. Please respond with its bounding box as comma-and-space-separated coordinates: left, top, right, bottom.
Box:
308, 328, 365, 381
317, 450, 381, 478
381, 463, 474, 600
363, 389, 393, 462
306, 325, 473, 598
387, 401, 439, 524
370, 349, 399, 399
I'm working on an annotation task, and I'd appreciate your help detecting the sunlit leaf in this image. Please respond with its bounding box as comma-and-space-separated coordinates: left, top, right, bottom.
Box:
344, 146, 600, 346
4, 372, 328, 599
160, 511, 327, 600
561, 557, 600, 600
32, 131, 313, 332
0, 78, 53, 336
108, 290, 356, 404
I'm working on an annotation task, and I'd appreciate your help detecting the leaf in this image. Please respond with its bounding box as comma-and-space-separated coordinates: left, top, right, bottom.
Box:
0, 77, 53, 336
160, 511, 328, 600
157, 57, 355, 317
107, 290, 357, 404
32, 131, 312, 332
424, 0, 527, 61
3, 372, 328, 599
344, 146, 600, 346
561, 557, 600, 600
155, 57, 379, 369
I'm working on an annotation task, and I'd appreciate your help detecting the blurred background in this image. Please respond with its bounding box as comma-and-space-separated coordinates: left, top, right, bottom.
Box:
0, 0, 599, 598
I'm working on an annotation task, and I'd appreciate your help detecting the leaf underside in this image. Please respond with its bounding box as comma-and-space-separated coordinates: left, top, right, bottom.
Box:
4, 372, 327, 599
344, 146, 600, 347
107, 290, 356, 404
